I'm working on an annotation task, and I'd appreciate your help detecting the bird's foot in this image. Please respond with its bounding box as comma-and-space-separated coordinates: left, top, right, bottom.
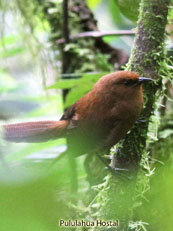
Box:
105, 165, 132, 180
95, 152, 131, 180
112, 167, 129, 171
135, 119, 147, 124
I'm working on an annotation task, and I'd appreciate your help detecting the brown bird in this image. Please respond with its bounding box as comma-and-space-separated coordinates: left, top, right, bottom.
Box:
3, 71, 152, 157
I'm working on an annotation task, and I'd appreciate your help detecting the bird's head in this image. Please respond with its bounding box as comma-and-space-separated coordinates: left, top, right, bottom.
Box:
94, 71, 152, 101
111, 71, 152, 87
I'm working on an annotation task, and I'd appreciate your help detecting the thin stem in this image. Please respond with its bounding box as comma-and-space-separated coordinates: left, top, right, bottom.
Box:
57, 30, 135, 44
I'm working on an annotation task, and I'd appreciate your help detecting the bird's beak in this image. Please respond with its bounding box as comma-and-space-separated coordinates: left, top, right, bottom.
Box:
138, 77, 153, 84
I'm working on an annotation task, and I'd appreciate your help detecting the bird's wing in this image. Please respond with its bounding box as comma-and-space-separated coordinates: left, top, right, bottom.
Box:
60, 104, 76, 120
60, 103, 79, 129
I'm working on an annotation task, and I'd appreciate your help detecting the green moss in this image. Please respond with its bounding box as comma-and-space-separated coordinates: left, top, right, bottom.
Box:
103, 0, 171, 229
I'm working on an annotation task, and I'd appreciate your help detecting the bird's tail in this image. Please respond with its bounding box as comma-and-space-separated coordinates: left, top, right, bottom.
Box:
2, 120, 69, 143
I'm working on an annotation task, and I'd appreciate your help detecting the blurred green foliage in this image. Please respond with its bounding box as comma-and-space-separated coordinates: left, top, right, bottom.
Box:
0, 0, 172, 230
134, 163, 173, 231
0, 172, 60, 231
0, 70, 17, 93
0, 46, 25, 58
47, 73, 107, 107
115, 0, 140, 21
86, 0, 102, 8
0, 154, 88, 231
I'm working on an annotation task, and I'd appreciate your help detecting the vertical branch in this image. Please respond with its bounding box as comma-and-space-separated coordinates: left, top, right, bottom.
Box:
62, 0, 69, 44
62, 0, 78, 203
62, 0, 71, 101
97, 0, 170, 229
116, 0, 170, 168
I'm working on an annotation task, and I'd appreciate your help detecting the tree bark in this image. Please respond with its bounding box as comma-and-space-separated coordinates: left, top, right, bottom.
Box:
96, 0, 170, 230
116, 0, 170, 169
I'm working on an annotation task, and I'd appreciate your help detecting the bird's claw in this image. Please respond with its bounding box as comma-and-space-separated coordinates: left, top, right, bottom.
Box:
105, 166, 132, 180
113, 167, 129, 171
135, 119, 147, 124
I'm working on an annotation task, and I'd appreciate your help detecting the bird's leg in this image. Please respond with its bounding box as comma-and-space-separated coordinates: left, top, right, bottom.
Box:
50, 149, 78, 204
135, 119, 147, 124
92, 124, 131, 179
93, 149, 130, 180
67, 151, 78, 205
99, 126, 127, 171
110, 150, 128, 171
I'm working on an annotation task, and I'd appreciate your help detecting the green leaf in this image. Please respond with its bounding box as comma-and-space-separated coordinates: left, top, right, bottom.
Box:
47, 79, 81, 89
47, 73, 106, 90
64, 73, 106, 107
64, 82, 93, 107
109, 0, 125, 27
0, 35, 20, 47
159, 129, 173, 139
86, 0, 103, 9
114, 0, 140, 22
47, 73, 107, 107
0, 70, 17, 92
0, 46, 25, 58
82, 72, 107, 83
0, 164, 69, 231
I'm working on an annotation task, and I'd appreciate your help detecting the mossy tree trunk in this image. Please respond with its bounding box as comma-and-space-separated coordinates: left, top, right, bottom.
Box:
116, 0, 170, 167
95, 0, 170, 230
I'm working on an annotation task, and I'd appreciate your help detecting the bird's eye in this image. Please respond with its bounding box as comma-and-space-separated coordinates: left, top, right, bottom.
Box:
124, 79, 137, 86
124, 80, 132, 85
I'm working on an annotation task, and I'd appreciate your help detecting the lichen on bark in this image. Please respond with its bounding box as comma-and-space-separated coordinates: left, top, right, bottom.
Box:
96, 0, 170, 230
116, 0, 170, 168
